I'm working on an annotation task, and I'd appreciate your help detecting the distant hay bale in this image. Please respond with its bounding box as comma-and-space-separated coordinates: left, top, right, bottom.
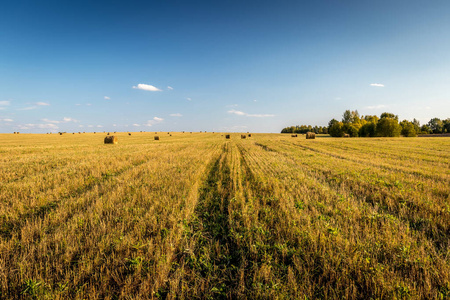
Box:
306, 132, 316, 139
155, 132, 157, 134
291, 134, 298, 137
59, 132, 64, 135
241, 134, 246, 139
248, 134, 252, 137
226, 134, 230, 139
167, 132, 170, 134
154, 136, 160, 140
107, 132, 110, 135
170, 134, 172, 136
344, 134, 350, 138
104, 136, 118, 144
128, 133, 131, 136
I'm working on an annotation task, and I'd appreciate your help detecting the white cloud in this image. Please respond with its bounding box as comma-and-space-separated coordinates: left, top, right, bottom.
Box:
132, 84, 162, 91
78, 125, 84, 128
96, 125, 103, 128
18, 106, 37, 111
63, 117, 76, 122
228, 109, 275, 118
88, 125, 94, 128
366, 104, 387, 110
370, 83, 385, 87
41, 117, 77, 124
170, 113, 182, 117
133, 123, 141, 127
1, 118, 13, 122
113, 124, 117, 127
36, 102, 50, 106
75, 104, 81, 106
86, 103, 92, 106
17, 123, 59, 130
144, 117, 164, 127
0, 101, 10, 106
253, 100, 257, 102
167, 86, 173, 90
104, 96, 110, 100
187, 97, 192, 101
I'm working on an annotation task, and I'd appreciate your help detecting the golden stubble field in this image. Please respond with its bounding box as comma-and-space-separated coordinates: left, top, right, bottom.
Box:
0, 132, 449, 299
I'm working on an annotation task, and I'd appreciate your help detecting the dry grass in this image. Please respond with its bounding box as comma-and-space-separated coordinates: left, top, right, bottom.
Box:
0, 132, 449, 299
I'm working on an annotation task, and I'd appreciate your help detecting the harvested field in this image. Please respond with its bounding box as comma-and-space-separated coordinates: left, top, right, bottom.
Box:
0, 132, 449, 299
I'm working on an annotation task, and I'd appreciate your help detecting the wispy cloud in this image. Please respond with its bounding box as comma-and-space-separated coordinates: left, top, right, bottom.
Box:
96, 125, 103, 128
17, 123, 59, 130
227, 109, 274, 118
18, 106, 37, 111
167, 86, 173, 90
132, 83, 162, 91
370, 83, 385, 87
36, 102, 50, 106
1, 118, 13, 122
366, 104, 387, 110
0, 101, 11, 106
144, 117, 164, 127
187, 97, 192, 101
170, 113, 182, 117
104, 96, 110, 100
133, 123, 141, 127
41, 117, 77, 124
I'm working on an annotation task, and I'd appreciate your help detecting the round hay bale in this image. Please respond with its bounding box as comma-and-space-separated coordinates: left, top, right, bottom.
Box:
248, 134, 252, 137
104, 136, 118, 144
154, 136, 160, 140
344, 134, 350, 138
241, 134, 246, 139
128, 133, 131, 136
291, 134, 298, 137
306, 132, 316, 139
225, 134, 230, 139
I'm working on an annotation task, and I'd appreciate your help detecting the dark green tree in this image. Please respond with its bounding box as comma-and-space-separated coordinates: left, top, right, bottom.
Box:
427, 118, 444, 134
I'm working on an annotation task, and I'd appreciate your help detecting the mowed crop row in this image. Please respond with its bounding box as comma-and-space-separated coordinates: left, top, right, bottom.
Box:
0, 133, 449, 299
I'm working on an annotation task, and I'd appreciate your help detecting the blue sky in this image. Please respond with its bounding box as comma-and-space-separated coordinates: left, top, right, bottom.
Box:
1, 0, 449, 133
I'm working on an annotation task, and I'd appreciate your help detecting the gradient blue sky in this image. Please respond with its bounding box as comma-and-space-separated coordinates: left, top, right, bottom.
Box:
1, 0, 449, 133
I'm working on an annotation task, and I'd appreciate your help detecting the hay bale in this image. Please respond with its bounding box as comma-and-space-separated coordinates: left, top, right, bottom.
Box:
241, 134, 246, 139
154, 136, 160, 140
291, 134, 298, 137
225, 134, 230, 139
344, 134, 350, 138
248, 134, 252, 137
104, 136, 118, 144
170, 134, 172, 136
59, 132, 64, 135
107, 132, 110, 135
306, 132, 316, 139
128, 133, 131, 136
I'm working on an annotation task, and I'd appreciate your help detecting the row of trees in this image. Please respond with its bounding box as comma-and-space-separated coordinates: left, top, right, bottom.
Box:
281, 125, 328, 134
281, 110, 450, 137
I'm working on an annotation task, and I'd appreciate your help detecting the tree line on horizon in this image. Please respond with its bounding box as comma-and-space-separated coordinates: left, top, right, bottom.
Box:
281, 110, 450, 137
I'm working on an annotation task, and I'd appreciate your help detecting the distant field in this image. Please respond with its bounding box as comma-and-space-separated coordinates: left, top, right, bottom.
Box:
0, 132, 449, 299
